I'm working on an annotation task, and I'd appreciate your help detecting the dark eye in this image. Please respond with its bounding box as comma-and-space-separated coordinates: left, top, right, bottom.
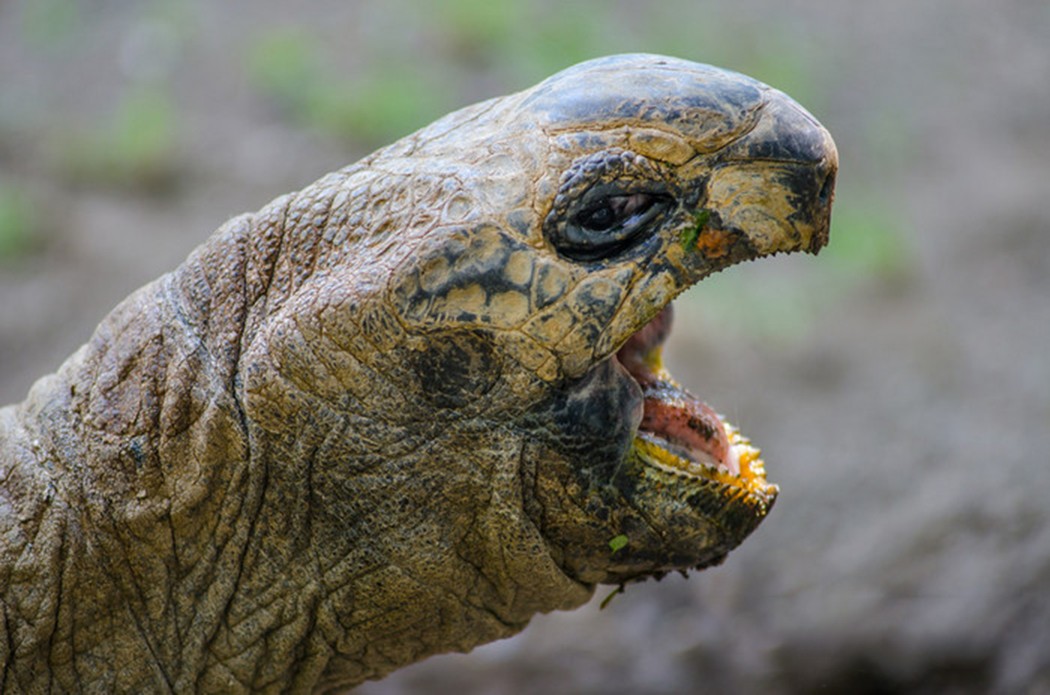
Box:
552, 191, 673, 261
575, 193, 662, 232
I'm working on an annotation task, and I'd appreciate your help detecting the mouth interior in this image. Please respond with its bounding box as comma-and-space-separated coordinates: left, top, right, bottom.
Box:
614, 304, 770, 489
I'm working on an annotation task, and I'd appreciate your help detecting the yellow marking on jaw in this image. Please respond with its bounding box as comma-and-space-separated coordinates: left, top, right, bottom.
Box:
633, 422, 775, 499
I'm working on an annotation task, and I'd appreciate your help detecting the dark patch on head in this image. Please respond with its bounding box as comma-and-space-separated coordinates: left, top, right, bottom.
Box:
424, 251, 517, 323
572, 284, 624, 327
526, 359, 641, 475
411, 330, 501, 409
518, 55, 764, 144
126, 436, 147, 471
398, 228, 537, 324
733, 96, 828, 165
771, 163, 835, 254
526, 76, 760, 130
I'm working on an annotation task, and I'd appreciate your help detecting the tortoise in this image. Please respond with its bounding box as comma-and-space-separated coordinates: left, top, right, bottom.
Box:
0, 54, 836, 692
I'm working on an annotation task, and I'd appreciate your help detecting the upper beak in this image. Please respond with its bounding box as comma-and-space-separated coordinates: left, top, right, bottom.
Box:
702, 89, 838, 257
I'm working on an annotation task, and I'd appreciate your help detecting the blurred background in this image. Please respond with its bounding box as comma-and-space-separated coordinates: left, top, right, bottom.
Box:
1, 1, 1048, 692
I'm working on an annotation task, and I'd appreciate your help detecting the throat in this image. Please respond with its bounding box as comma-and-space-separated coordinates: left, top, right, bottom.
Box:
614, 304, 736, 475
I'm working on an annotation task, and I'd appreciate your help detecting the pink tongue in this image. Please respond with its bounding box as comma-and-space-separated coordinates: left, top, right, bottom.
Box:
617, 306, 733, 471
638, 387, 731, 469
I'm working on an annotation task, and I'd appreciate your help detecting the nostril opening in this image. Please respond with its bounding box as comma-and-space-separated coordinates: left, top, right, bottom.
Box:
817, 168, 835, 206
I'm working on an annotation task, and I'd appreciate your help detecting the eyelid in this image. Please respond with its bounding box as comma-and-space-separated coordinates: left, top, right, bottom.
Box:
543, 148, 676, 261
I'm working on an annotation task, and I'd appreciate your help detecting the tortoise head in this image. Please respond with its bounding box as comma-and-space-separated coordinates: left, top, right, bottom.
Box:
245, 54, 836, 591
380, 54, 837, 584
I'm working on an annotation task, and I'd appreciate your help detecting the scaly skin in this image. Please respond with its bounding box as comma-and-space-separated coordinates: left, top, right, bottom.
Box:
0, 55, 836, 692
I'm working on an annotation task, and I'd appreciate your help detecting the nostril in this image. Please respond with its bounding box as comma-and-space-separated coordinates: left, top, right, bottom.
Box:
817, 168, 835, 206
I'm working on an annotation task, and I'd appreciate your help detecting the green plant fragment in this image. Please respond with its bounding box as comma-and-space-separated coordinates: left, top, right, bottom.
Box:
599, 585, 625, 610
681, 209, 710, 250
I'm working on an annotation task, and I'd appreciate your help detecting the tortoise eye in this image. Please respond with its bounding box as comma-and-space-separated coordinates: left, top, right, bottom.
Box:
576, 202, 617, 232
555, 191, 673, 260
575, 193, 661, 232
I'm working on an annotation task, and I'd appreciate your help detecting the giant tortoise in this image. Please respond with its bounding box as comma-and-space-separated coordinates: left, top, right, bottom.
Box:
0, 54, 836, 692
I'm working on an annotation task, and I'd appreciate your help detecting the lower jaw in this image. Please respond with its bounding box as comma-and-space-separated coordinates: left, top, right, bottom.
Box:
631, 421, 779, 508
614, 304, 778, 510
598, 428, 778, 583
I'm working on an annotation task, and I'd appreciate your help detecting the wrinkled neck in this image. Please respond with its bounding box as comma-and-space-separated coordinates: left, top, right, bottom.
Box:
238, 425, 594, 689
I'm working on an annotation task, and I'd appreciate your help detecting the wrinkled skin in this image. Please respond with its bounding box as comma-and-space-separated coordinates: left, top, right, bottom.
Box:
0, 55, 836, 692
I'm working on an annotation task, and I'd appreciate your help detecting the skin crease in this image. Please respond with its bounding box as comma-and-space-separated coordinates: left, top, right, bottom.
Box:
0, 55, 836, 693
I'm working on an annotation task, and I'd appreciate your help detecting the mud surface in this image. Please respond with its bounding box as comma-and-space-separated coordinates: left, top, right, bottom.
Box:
2, 2, 1048, 692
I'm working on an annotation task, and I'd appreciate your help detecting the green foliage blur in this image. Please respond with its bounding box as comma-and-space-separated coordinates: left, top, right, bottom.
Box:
245, 28, 451, 145
0, 185, 39, 260
56, 86, 180, 192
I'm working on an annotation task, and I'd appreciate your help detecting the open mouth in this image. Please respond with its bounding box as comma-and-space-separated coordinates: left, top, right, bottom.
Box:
614, 304, 778, 504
